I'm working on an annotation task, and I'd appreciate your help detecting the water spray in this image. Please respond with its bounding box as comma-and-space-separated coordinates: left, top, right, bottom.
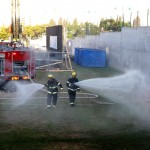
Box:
76, 70, 148, 103
76, 70, 150, 124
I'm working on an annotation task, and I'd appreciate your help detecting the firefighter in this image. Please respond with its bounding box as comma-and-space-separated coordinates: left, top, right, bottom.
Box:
66, 71, 80, 107
45, 74, 63, 108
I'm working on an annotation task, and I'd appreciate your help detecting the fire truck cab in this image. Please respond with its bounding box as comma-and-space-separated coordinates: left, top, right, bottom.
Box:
0, 42, 36, 92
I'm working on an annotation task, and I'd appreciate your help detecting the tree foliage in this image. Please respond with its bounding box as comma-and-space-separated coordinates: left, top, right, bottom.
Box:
0, 26, 11, 40
100, 18, 130, 32
133, 16, 141, 27
0, 16, 137, 41
22, 24, 48, 40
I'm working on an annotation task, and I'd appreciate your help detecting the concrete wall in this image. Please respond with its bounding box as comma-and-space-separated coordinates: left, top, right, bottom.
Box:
70, 27, 150, 76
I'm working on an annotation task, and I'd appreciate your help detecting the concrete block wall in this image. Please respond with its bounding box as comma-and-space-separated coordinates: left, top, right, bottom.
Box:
70, 27, 150, 76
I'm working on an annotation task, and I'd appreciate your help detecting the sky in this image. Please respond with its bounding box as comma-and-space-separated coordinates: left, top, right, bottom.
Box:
0, 0, 150, 26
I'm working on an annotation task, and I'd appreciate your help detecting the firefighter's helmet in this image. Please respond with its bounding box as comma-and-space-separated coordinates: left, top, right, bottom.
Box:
48, 74, 54, 78
71, 71, 77, 77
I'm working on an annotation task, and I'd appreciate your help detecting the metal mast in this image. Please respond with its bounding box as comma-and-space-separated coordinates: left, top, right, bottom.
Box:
11, 0, 21, 41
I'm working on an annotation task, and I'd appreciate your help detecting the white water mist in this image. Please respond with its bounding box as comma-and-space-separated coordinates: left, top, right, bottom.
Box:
13, 82, 44, 106
76, 70, 150, 125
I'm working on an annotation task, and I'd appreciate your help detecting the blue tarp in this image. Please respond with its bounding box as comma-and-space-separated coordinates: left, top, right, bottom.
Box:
74, 48, 106, 67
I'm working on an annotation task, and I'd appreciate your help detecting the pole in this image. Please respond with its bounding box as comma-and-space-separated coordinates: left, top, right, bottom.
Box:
122, 13, 124, 27
147, 9, 149, 26
130, 12, 132, 27
11, 0, 20, 41
121, 6, 123, 27
137, 11, 139, 27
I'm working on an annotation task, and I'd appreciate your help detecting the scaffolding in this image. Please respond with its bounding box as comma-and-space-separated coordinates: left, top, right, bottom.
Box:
35, 48, 73, 72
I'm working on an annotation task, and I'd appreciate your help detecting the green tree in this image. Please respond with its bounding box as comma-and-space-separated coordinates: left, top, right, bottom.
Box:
66, 19, 86, 38
133, 16, 141, 27
100, 18, 130, 32
49, 19, 56, 26
58, 17, 63, 25
22, 25, 34, 39
85, 22, 99, 35
22, 24, 48, 40
0, 26, 11, 40
32, 25, 43, 38
67, 22, 74, 39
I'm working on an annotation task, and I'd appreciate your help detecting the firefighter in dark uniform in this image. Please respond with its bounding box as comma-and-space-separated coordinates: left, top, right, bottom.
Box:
45, 74, 63, 108
66, 71, 80, 107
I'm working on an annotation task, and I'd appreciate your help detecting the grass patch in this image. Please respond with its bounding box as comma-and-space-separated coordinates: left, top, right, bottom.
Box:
1, 62, 150, 149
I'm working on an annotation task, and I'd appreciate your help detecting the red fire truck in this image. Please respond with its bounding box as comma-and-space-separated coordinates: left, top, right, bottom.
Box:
0, 42, 36, 91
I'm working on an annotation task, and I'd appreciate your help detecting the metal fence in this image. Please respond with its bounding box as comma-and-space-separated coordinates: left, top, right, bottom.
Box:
34, 51, 72, 72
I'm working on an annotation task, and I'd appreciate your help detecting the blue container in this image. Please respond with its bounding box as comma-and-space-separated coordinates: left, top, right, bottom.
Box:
74, 48, 106, 67
74, 48, 80, 64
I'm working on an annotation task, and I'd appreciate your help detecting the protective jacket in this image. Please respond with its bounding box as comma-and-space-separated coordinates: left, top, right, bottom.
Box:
46, 78, 63, 94
66, 77, 80, 91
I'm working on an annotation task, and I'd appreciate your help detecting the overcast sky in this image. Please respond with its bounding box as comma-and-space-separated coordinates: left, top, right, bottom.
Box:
1, 0, 150, 25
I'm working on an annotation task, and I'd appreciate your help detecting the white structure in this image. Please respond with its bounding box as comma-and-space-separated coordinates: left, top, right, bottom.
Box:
70, 27, 150, 77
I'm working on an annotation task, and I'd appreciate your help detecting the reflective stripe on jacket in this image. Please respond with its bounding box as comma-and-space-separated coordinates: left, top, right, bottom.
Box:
46, 78, 63, 94
66, 77, 80, 91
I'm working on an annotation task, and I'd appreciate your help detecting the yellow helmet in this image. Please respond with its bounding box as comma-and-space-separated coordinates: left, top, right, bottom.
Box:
71, 71, 77, 77
48, 74, 54, 78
